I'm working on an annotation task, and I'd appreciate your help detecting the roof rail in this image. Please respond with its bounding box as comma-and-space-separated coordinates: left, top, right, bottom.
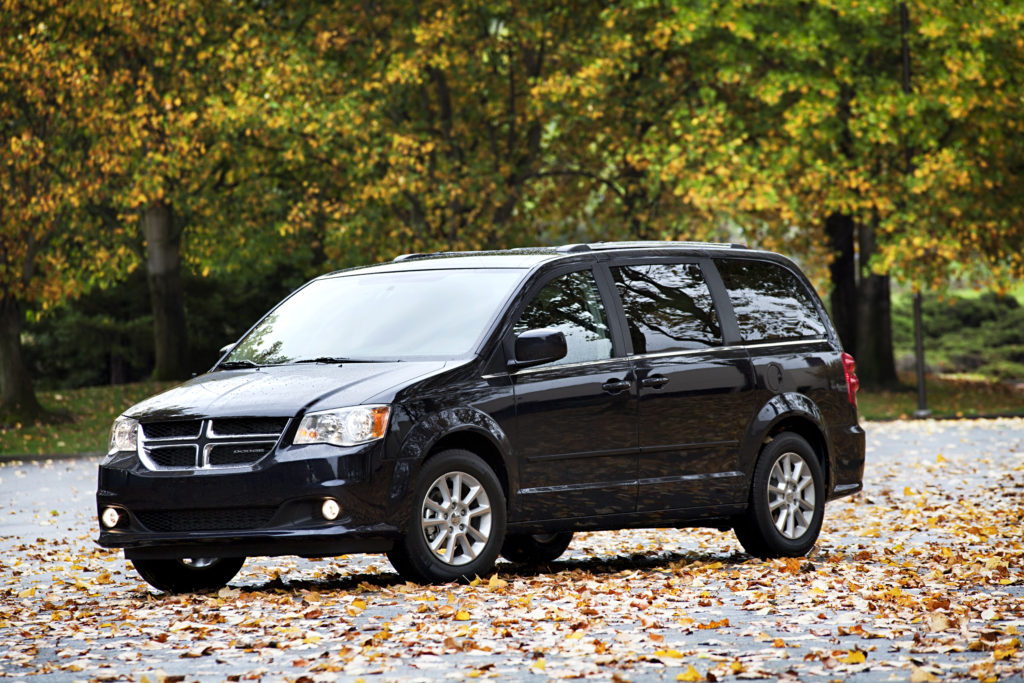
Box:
586, 240, 746, 251
393, 240, 747, 262
393, 249, 491, 261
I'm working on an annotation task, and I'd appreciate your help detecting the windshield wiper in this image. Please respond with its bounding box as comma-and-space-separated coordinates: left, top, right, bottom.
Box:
293, 357, 367, 364
218, 359, 261, 369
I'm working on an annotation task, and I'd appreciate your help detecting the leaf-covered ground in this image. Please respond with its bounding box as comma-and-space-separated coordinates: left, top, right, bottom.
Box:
1, 418, 1022, 682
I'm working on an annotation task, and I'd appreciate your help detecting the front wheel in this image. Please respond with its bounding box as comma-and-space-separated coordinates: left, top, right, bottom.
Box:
387, 449, 506, 583
733, 433, 825, 559
131, 556, 246, 593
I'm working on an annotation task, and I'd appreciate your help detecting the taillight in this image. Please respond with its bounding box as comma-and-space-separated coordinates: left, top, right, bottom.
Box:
841, 352, 859, 405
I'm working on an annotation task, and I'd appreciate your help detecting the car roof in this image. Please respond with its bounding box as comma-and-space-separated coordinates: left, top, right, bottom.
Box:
321, 241, 765, 279
327, 251, 561, 277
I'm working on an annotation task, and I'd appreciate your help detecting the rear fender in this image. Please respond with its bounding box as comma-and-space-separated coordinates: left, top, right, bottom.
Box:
740, 393, 831, 485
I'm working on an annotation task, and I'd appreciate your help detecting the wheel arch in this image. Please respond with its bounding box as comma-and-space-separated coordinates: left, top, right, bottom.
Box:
397, 406, 516, 504
743, 393, 833, 494
424, 429, 511, 502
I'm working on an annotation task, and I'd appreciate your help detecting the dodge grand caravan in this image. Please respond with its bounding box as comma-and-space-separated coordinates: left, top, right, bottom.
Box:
98, 241, 865, 592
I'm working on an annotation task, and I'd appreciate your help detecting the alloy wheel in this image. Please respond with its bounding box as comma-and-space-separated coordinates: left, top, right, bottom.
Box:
420, 470, 493, 566
766, 452, 816, 539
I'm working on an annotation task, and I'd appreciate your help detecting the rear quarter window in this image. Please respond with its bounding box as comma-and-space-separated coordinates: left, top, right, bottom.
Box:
715, 259, 827, 342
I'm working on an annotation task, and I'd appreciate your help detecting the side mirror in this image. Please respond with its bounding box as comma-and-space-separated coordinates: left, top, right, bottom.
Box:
219, 343, 237, 356
508, 328, 567, 371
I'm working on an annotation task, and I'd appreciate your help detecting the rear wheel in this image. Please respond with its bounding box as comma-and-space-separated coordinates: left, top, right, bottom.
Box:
733, 433, 824, 559
502, 532, 573, 564
387, 449, 506, 583
131, 556, 245, 593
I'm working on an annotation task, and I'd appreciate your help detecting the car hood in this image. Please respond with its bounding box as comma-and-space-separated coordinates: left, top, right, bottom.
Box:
123, 361, 451, 421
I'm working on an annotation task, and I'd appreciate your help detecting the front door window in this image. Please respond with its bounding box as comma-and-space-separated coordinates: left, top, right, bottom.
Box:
514, 270, 612, 365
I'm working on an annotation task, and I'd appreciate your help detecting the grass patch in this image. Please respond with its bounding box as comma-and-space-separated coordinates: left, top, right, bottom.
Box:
0, 381, 173, 458
858, 373, 1024, 421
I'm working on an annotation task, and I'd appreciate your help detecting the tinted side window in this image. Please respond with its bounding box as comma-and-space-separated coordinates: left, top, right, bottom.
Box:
514, 270, 612, 365
715, 259, 826, 342
612, 263, 721, 354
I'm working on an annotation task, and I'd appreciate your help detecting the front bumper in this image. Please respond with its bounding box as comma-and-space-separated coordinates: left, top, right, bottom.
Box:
96, 442, 408, 559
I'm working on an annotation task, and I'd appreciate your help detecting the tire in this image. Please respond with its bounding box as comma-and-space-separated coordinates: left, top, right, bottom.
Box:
131, 556, 246, 593
502, 532, 573, 564
733, 433, 825, 559
387, 449, 506, 583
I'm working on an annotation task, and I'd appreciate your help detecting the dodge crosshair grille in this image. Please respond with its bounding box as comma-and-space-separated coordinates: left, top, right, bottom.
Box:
139, 418, 289, 470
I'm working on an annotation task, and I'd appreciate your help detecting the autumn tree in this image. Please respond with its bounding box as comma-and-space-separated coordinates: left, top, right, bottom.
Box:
0, 2, 135, 422
70, 0, 341, 380
738, 0, 1024, 387
3, 0, 325, 406
272, 1, 1022, 393
81, 1, 294, 380
266, 1, 627, 263
6, 0, 1022, 401
530, 1, 1024, 388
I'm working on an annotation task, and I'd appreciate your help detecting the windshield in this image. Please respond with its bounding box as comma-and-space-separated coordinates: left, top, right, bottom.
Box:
224, 268, 527, 364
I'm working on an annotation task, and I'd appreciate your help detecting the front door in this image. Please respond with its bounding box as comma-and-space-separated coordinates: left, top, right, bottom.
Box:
510, 268, 638, 521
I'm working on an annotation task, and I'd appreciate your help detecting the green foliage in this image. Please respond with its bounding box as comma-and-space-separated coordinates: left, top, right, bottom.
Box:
277, 1, 620, 261
892, 291, 1024, 380
25, 272, 153, 389
25, 266, 307, 390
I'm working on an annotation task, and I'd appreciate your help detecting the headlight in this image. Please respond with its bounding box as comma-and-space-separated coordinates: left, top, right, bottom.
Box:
294, 405, 390, 447
108, 416, 139, 454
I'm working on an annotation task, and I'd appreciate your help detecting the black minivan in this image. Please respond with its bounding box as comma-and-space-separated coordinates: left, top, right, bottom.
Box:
98, 241, 865, 592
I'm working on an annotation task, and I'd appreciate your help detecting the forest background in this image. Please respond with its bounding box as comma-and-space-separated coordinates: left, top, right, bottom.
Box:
2, 0, 1023, 426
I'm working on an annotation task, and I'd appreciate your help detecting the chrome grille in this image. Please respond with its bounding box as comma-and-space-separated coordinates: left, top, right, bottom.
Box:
210, 417, 288, 437
138, 417, 288, 471
143, 421, 202, 440
148, 445, 198, 468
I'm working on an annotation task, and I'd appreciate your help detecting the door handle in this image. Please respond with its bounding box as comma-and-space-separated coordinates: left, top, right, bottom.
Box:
602, 378, 632, 394
640, 374, 670, 389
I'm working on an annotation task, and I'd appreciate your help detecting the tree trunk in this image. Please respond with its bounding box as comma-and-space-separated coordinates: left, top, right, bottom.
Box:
142, 202, 190, 381
855, 221, 899, 389
825, 212, 857, 353
0, 296, 44, 423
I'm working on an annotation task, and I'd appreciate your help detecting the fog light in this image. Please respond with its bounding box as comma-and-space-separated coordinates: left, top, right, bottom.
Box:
321, 498, 341, 521
101, 507, 121, 529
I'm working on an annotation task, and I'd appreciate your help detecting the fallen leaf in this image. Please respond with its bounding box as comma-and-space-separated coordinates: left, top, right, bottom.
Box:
677, 664, 702, 682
